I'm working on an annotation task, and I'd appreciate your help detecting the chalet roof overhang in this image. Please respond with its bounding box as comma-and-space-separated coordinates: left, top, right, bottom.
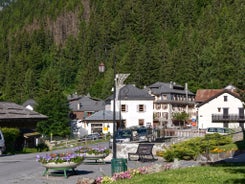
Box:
0, 102, 48, 123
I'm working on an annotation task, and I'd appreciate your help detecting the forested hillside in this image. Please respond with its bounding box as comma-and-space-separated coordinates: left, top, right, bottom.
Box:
0, 0, 244, 104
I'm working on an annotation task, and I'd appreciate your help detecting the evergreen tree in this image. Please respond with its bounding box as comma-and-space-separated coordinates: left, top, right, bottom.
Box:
36, 68, 70, 137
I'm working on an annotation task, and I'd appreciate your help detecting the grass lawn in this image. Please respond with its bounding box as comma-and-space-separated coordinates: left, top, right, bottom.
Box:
116, 164, 245, 184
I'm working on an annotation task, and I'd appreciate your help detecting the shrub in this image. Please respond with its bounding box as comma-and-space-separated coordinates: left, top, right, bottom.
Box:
163, 138, 202, 162
163, 134, 233, 162
1, 127, 20, 154
36, 142, 49, 152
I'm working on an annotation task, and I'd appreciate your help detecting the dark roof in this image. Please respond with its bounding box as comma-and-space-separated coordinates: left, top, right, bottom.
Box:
148, 82, 195, 96
0, 102, 48, 121
197, 89, 241, 107
69, 96, 105, 111
118, 84, 154, 100
84, 110, 121, 121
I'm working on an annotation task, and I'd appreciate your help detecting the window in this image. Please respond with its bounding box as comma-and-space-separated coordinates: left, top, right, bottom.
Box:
138, 119, 144, 126
218, 108, 221, 112
162, 105, 167, 110
224, 96, 228, 102
121, 104, 127, 112
138, 104, 145, 112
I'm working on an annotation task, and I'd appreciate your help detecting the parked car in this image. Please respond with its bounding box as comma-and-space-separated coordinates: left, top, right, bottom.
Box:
206, 127, 234, 135
109, 129, 132, 148
84, 133, 100, 140
130, 126, 156, 142
0, 130, 5, 155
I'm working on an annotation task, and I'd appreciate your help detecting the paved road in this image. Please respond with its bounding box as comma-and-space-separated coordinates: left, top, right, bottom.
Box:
0, 151, 158, 184
1, 146, 245, 184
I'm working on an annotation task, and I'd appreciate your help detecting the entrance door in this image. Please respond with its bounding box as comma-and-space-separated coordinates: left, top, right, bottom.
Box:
223, 108, 229, 119
223, 108, 229, 128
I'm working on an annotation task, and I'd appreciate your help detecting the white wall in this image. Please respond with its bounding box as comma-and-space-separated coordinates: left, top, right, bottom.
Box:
198, 92, 243, 129
115, 99, 153, 128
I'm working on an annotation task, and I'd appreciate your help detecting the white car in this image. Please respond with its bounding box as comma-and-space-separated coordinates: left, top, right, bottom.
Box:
0, 130, 5, 155
206, 127, 234, 135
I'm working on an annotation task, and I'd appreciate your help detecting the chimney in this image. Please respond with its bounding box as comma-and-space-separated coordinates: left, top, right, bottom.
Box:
185, 83, 188, 91
170, 81, 173, 89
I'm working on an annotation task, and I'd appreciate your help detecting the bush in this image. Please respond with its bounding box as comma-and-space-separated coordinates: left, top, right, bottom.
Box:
163, 134, 233, 162
1, 127, 20, 154
163, 137, 202, 162
36, 142, 49, 152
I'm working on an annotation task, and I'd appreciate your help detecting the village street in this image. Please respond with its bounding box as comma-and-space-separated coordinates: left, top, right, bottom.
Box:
0, 142, 156, 184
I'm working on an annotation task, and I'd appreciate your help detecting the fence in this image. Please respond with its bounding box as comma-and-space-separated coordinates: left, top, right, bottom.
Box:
163, 128, 206, 138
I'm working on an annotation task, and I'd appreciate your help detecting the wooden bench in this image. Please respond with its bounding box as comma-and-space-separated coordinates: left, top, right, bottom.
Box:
128, 143, 157, 162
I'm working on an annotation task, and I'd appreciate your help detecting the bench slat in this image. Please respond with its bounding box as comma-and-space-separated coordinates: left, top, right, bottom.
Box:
128, 143, 157, 162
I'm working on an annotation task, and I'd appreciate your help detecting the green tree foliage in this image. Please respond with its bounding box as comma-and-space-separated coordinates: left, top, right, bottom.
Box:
1, 127, 20, 154
0, 0, 243, 109
35, 68, 70, 136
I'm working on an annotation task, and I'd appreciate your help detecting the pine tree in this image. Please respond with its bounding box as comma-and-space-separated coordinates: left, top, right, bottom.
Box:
35, 68, 70, 137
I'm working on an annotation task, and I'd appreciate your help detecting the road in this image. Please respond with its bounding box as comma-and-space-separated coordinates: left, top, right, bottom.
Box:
0, 142, 154, 184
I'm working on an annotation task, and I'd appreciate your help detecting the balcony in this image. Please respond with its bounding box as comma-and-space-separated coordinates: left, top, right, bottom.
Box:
212, 114, 245, 122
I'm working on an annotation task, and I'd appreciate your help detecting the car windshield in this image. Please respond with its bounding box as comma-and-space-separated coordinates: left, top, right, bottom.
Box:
136, 128, 147, 136
116, 130, 131, 139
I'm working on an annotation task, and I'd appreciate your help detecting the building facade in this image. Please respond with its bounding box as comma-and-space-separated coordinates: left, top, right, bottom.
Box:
196, 89, 244, 129
146, 82, 196, 128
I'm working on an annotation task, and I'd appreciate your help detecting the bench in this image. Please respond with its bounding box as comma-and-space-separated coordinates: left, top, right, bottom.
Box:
128, 143, 157, 162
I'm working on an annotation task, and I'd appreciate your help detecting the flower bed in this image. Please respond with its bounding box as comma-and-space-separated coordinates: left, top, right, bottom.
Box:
36, 152, 84, 178
96, 164, 173, 184
75, 146, 110, 156
36, 152, 84, 164
74, 146, 110, 163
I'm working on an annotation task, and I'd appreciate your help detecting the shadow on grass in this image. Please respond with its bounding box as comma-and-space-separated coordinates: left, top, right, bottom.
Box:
208, 162, 245, 184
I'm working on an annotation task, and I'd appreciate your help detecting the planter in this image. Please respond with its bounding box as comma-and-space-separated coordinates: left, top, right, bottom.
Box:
42, 161, 82, 169
84, 153, 109, 164
41, 161, 82, 178
85, 153, 109, 158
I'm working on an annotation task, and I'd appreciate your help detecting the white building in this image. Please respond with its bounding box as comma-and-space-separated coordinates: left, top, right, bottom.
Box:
146, 82, 196, 128
196, 89, 244, 129
116, 84, 154, 128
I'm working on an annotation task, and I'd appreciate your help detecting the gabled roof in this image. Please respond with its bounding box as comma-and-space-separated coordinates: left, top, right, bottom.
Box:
84, 110, 121, 121
69, 95, 105, 111
0, 102, 48, 121
148, 81, 195, 96
195, 89, 223, 103
118, 84, 154, 100
196, 89, 241, 107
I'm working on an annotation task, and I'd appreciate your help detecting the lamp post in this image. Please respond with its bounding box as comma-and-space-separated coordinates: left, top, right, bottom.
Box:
99, 51, 127, 176
112, 56, 117, 159
98, 60, 117, 159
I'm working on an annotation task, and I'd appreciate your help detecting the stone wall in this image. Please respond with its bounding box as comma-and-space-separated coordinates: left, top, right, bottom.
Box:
116, 142, 167, 159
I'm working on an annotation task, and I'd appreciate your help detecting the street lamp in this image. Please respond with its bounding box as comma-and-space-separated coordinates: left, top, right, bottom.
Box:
99, 51, 127, 176
98, 59, 117, 159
